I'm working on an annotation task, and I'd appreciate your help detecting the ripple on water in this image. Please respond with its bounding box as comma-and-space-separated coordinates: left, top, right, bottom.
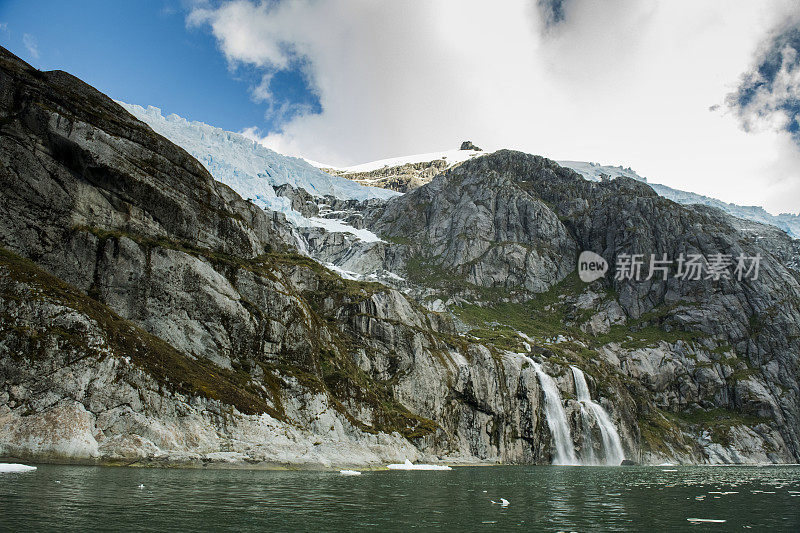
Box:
0, 465, 798, 531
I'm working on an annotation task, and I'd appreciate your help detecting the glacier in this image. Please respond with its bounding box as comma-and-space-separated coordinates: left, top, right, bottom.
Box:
118, 102, 799, 242
560, 161, 800, 240
119, 103, 398, 234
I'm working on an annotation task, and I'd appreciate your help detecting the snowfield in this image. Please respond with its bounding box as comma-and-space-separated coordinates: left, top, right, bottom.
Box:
311, 149, 490, 173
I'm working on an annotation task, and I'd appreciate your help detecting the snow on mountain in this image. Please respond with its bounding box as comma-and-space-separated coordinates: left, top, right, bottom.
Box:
120, 103, 397, 238
561, 161, 800, 240
311, 148, 490, 173
558, 161, 647, 183
116, 104, 798, 242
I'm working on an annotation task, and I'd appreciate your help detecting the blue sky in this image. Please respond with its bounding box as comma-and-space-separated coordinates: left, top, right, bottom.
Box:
0, 0, 317, 134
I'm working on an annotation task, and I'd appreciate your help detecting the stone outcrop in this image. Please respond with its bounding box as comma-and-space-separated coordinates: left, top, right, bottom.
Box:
274, 184, 319, 218
460, 141, 482, 151
366, 155, 578, 297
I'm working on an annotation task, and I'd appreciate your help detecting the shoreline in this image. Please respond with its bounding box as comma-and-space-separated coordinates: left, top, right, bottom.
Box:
3, 456, 797, 472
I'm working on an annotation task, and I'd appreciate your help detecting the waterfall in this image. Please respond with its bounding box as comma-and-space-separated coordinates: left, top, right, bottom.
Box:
290, 226, 309, 256
579, 407, 597, 465
570, 366, 625, 466
525, 357, 578, 465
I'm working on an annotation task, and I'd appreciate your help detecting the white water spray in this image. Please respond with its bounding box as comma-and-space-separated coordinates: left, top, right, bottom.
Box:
525, 357, 578, 465
570, 366, 625, 466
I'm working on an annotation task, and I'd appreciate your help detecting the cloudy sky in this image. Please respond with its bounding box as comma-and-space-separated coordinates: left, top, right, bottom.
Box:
2, 1, 799, 214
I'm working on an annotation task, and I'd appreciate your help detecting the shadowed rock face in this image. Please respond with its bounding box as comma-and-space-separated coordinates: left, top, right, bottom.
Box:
1, 44, 799, 467
0, 47, 298, 276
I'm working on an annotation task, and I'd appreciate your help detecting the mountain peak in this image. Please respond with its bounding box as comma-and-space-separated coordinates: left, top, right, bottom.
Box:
459, 140, 482, 151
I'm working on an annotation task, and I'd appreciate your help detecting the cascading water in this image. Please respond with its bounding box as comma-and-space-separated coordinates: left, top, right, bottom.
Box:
290, 227, 310, 256
524, 357, 578, 465
570, 366, 625, 466
579, 408, 597, 465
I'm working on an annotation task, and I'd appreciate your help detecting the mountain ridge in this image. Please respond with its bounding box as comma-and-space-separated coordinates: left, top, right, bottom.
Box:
1, 46, 798, 468
312, 149, 800, 240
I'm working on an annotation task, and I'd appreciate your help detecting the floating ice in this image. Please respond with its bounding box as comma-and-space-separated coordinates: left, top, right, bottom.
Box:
339, 470, 362, 476
491, 498, 510, 508
0, 463, 36, 473
386, 459, 452, 471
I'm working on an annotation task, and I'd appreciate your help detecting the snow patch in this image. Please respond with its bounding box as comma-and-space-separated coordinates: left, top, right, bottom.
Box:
322, 262, 362, 281
303, 217, 384, 243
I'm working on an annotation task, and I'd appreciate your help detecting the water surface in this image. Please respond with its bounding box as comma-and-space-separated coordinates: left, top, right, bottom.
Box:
1, 464, 799, 531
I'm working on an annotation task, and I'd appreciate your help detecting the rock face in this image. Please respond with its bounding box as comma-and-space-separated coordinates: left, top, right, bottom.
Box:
367, 155, 578, 296
0, 47, 457, 466
362, 151, 800, 463
1, 46, 799, 467
274, 184, 319, 218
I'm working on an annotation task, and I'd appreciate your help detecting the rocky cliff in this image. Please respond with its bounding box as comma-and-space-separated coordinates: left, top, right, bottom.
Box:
362, 153, 800, 463
1, 47, 798, 467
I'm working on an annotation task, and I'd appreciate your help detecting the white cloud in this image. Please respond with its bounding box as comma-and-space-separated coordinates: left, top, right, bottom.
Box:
22, 33, 39, 59
0, 22, 8, 32
190, 0, 800, 214
250, 72, 273, 103
727, 21, 800, 145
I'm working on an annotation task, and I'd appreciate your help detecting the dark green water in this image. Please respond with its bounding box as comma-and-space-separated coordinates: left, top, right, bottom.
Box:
1, 464, 799, 531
